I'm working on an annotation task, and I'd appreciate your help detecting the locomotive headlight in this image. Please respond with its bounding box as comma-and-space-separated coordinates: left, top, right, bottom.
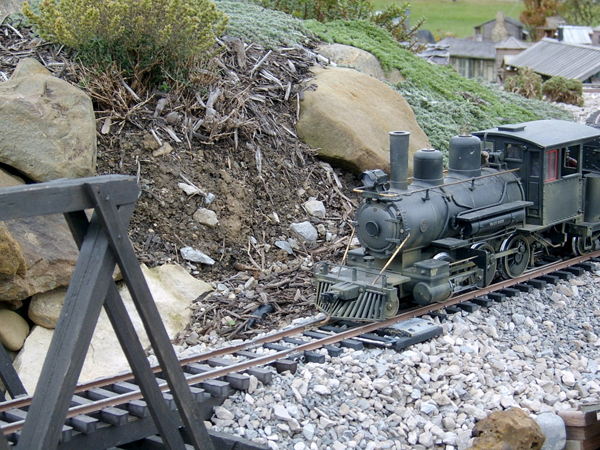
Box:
359, 169, 388, 191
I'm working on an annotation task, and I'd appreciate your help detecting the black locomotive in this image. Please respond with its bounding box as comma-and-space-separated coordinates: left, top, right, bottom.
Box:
314, 120, 600, 321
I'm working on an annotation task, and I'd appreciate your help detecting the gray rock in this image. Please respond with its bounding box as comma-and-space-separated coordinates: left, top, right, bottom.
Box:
317, 43, 404, 84
303, 199, 326, 218
290, 222, 318, 242
536, 413, 566, 450
275, 241, 293, 255
0, 0, 22, 24
303, 423, 315, 441
16, 264, 211, 393
180, 246, 215, 265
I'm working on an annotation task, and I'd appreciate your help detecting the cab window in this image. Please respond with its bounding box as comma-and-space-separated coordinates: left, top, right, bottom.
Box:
545, 149, 558, 182
505, 144, 523, 161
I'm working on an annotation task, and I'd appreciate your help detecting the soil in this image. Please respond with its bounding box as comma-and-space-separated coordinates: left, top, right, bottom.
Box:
96, 119, 359, 341
0, 23, 361, 341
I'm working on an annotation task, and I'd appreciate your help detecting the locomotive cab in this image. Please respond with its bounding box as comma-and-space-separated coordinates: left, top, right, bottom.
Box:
475, 120, 600, 255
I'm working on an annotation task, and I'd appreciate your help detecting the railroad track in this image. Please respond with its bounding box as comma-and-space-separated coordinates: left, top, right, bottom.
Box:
2, 250, 599, 449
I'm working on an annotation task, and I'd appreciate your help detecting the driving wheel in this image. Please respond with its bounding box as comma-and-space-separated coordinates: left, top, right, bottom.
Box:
500, 234, 530, 279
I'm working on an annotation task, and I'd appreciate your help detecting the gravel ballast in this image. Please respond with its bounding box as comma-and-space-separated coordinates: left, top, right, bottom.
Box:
204, 263, 600, 450
197, 97, 600, 450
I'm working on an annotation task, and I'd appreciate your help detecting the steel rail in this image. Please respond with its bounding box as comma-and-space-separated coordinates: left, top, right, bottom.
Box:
2, 250, 599, 436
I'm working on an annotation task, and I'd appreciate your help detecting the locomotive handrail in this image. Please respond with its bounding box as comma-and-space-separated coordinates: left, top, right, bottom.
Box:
352, 168, 521, 198
352, 188, 400, 197
401, 168, 521, 195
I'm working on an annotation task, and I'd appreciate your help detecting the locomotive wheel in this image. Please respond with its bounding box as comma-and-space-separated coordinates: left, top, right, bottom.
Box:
471, 242, 496, 287
572, 236, 597, 256
500, 235, 530, 279
384, 297, 400, 319
433, 252, 454, 262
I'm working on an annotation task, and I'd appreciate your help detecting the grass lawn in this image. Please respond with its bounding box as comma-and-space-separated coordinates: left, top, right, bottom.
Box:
373, 0, 525, 38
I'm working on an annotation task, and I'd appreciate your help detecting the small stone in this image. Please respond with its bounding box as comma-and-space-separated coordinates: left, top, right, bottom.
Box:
371, 378, 390, 391
0, 309, 29, 351
165, 111, 181, 124
303, 199, 326, 218
152, 142, 173, 157
178, 182, 201, 196
180, 247, 215, 265
290, 221, 318, 242
193, 208, 218, 227
303, 423, 316, 440
214, 406, 234, 420
313, 385, 331, 395
275, 241, 293, 255
273, 404, 292, 421
562, 371, 576, 387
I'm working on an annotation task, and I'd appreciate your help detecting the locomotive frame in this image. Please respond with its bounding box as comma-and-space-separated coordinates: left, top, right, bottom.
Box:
314, 120, 600, 322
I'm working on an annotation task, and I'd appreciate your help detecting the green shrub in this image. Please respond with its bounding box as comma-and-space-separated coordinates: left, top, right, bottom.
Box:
542, 76, 584, 106
306, 20, 573, 152
22, 0, 228, 90
504, 68, 543, 100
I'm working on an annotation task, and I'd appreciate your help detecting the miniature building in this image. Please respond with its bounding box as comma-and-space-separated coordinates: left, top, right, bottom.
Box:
474, 12, 526, 41
437, 38, 497, 82
507, 38, 600, 83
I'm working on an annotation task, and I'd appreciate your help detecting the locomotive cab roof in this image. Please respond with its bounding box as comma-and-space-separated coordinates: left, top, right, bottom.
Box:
473, 120, 600, 149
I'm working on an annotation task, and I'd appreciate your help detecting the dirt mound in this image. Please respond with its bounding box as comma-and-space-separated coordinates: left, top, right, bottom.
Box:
0, 24, 360, 339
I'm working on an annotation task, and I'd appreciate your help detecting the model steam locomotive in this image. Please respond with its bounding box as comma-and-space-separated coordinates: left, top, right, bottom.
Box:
314, 120, 600, 321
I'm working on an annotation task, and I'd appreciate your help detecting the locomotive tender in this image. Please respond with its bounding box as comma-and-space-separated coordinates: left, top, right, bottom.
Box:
314, 120, 600, 321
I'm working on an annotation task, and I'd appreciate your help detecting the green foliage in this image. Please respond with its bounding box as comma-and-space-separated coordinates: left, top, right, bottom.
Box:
254, 0, 371, 21
214, 0, 312, 48
504, 68, 543, 100
307, 19, 572, 152
370, 3, 425, 51
560, 0, 600, 26
255, 0, 423, 49
542, 76, 584, 106
22, 0, 228, 89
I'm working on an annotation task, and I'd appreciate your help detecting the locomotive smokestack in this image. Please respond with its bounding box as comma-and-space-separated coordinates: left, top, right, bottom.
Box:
389, 131, 410, 190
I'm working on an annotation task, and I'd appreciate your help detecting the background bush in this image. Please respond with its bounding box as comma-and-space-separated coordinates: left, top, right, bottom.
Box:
542, 76, 584, 106
255, 0, 424, 49
23, 0, 228, 90
504, 68, 543, 100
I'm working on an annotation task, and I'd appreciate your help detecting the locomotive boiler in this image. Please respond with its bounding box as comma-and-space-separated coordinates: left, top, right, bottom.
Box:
314, 120, 600, 321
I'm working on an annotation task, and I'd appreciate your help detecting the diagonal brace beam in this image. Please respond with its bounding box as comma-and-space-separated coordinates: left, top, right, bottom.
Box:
84, 183, 216, 450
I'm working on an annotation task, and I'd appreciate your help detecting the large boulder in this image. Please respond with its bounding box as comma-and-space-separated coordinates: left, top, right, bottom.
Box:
14, 264, 212, 393
0, 169, 27, 283
470, 408, 545, 450
0, 215, 79, 305
0, 167, 79, 307
317, 44, 404, 84
297, 66, 429, 176
0, 222, 26, 282
0, 58, 96, 182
